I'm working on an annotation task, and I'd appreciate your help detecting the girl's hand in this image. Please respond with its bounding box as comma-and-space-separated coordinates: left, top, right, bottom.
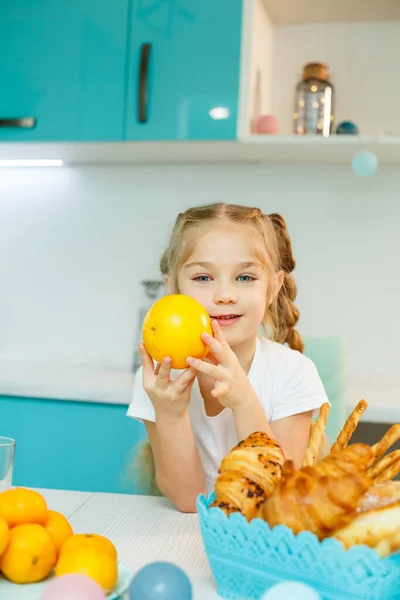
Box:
139, 344, 197, 419
186, 321, 258, 410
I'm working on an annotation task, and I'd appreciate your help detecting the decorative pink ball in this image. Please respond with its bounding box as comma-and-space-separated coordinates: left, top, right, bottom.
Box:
40, 574, 106, 600
255, 114, 279, 135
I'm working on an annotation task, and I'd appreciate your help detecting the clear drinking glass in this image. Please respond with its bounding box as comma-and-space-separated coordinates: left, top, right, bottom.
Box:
0, 437, 15, 492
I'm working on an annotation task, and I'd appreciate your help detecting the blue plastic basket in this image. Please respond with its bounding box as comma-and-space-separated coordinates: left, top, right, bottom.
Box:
197, 493, 400, 600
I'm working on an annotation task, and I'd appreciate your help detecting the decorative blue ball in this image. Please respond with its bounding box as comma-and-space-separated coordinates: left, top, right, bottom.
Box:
128, 562, 192, 600
352, 151, 379, 176
336, 120, 359, 135
261, 581, 321, 600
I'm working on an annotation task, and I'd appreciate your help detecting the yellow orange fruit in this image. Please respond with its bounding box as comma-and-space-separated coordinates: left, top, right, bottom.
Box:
142, 294, 212, 369
60, 533, 117, 561
55, 547, 118, 592
0, 516, 9, 556
44, 510, 73, 555
0, 523, 57, 583
0, 487, 48, 527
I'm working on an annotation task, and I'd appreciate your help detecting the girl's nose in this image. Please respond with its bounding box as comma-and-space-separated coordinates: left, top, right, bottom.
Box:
213, 285, 237, 304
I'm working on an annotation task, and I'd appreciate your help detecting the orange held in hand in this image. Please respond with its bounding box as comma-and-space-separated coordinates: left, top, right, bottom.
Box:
142, 294, 212, 369
0, 487, 48, 527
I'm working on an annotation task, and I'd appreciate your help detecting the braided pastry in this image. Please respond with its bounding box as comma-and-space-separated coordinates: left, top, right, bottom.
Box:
210, 431, 285, 520
262, 445, 373, 538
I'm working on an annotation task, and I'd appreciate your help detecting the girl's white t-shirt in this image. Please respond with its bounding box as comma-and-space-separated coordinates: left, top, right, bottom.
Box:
127, 336, 329, 493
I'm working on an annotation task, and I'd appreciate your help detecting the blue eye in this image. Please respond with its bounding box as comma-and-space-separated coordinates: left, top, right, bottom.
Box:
193, 275, 212, 282
237, 275, 255, 282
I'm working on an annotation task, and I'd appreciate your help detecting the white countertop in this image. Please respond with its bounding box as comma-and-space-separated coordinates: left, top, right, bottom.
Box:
0, 360, 134, 405
347, 374, 400, 424
0, 359, 399, 425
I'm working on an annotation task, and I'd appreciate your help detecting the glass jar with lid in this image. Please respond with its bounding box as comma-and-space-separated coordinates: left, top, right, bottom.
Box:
293, 62, 334, 136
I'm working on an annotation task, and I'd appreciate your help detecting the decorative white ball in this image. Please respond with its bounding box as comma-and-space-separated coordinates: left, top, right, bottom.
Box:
352, 151, 379, 176
261, 581, 321, 600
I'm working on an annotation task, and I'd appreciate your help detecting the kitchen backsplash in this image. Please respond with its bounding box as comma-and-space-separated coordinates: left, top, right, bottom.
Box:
0, 163, 398, 385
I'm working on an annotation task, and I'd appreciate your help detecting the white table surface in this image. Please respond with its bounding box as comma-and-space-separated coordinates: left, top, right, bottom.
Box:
36, 488, 220, 600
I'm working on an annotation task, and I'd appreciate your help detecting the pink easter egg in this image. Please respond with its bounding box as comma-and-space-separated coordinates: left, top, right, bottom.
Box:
40, 574, 106, 600
256, 114, 279, 135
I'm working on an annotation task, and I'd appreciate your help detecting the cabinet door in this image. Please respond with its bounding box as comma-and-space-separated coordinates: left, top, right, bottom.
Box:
0, 0, 129, 142
1, 396, 147, 494
126, 0, 242, 140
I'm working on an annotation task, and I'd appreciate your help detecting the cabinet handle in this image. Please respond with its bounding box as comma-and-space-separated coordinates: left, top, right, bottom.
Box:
138, 43, 151, 123
0, 117, 36, 129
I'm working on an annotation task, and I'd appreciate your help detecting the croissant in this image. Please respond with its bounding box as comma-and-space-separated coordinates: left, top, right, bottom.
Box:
211, 431, 285, 520
262, 445, 373, 539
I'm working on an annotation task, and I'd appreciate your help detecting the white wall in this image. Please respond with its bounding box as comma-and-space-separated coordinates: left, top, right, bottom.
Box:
0, 163, 399, 386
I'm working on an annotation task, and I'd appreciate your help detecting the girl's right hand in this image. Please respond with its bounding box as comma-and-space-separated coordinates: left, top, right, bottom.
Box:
139, 344, 197, 419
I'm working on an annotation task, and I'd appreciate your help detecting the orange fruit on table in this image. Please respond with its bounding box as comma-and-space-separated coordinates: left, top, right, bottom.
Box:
44, 510, 73, 555
0, 523, 57, 583
0, 516, 9, 556
0, 487, 48, 527
142, 294, 213, 369
60, 533, 117, 561
55, 546, 118, 592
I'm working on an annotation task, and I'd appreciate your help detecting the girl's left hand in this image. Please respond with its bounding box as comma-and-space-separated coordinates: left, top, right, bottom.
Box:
186, 320, 258, 410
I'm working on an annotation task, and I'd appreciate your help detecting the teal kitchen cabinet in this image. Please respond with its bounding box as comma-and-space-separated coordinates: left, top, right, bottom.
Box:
0, 0, 129, 142
0, 396, 147, 494
125, 0, 243, 140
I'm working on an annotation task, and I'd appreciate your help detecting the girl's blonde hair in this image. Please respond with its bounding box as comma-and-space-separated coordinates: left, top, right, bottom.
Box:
131, 203, 303, 495
161, 203, 303, 352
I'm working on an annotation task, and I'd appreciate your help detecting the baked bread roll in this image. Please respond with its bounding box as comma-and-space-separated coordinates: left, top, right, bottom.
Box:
333, 501, 400, 556
210, 431, 285, 520
357, 481, 400, 513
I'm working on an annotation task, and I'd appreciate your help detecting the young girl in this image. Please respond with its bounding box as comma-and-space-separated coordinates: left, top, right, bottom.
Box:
127, 203, 329, 512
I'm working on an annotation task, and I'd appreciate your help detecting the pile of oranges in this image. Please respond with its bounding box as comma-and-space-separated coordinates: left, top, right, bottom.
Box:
0, 487, 118, 592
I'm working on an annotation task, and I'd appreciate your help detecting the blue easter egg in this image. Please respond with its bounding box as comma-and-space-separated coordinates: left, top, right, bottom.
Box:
336, 120, 359, 135
129, 562, 192, 600
352, 151, 379, 176
261, 581, 321, 600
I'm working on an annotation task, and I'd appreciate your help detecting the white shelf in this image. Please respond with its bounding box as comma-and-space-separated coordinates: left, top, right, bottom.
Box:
0, 141, 246, 166
262, 0, 400, 24
0, 137, 399, 166
238, 135, 400, 165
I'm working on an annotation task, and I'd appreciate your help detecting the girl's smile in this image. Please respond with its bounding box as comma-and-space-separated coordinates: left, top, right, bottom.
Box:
210, 314, 243, 327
